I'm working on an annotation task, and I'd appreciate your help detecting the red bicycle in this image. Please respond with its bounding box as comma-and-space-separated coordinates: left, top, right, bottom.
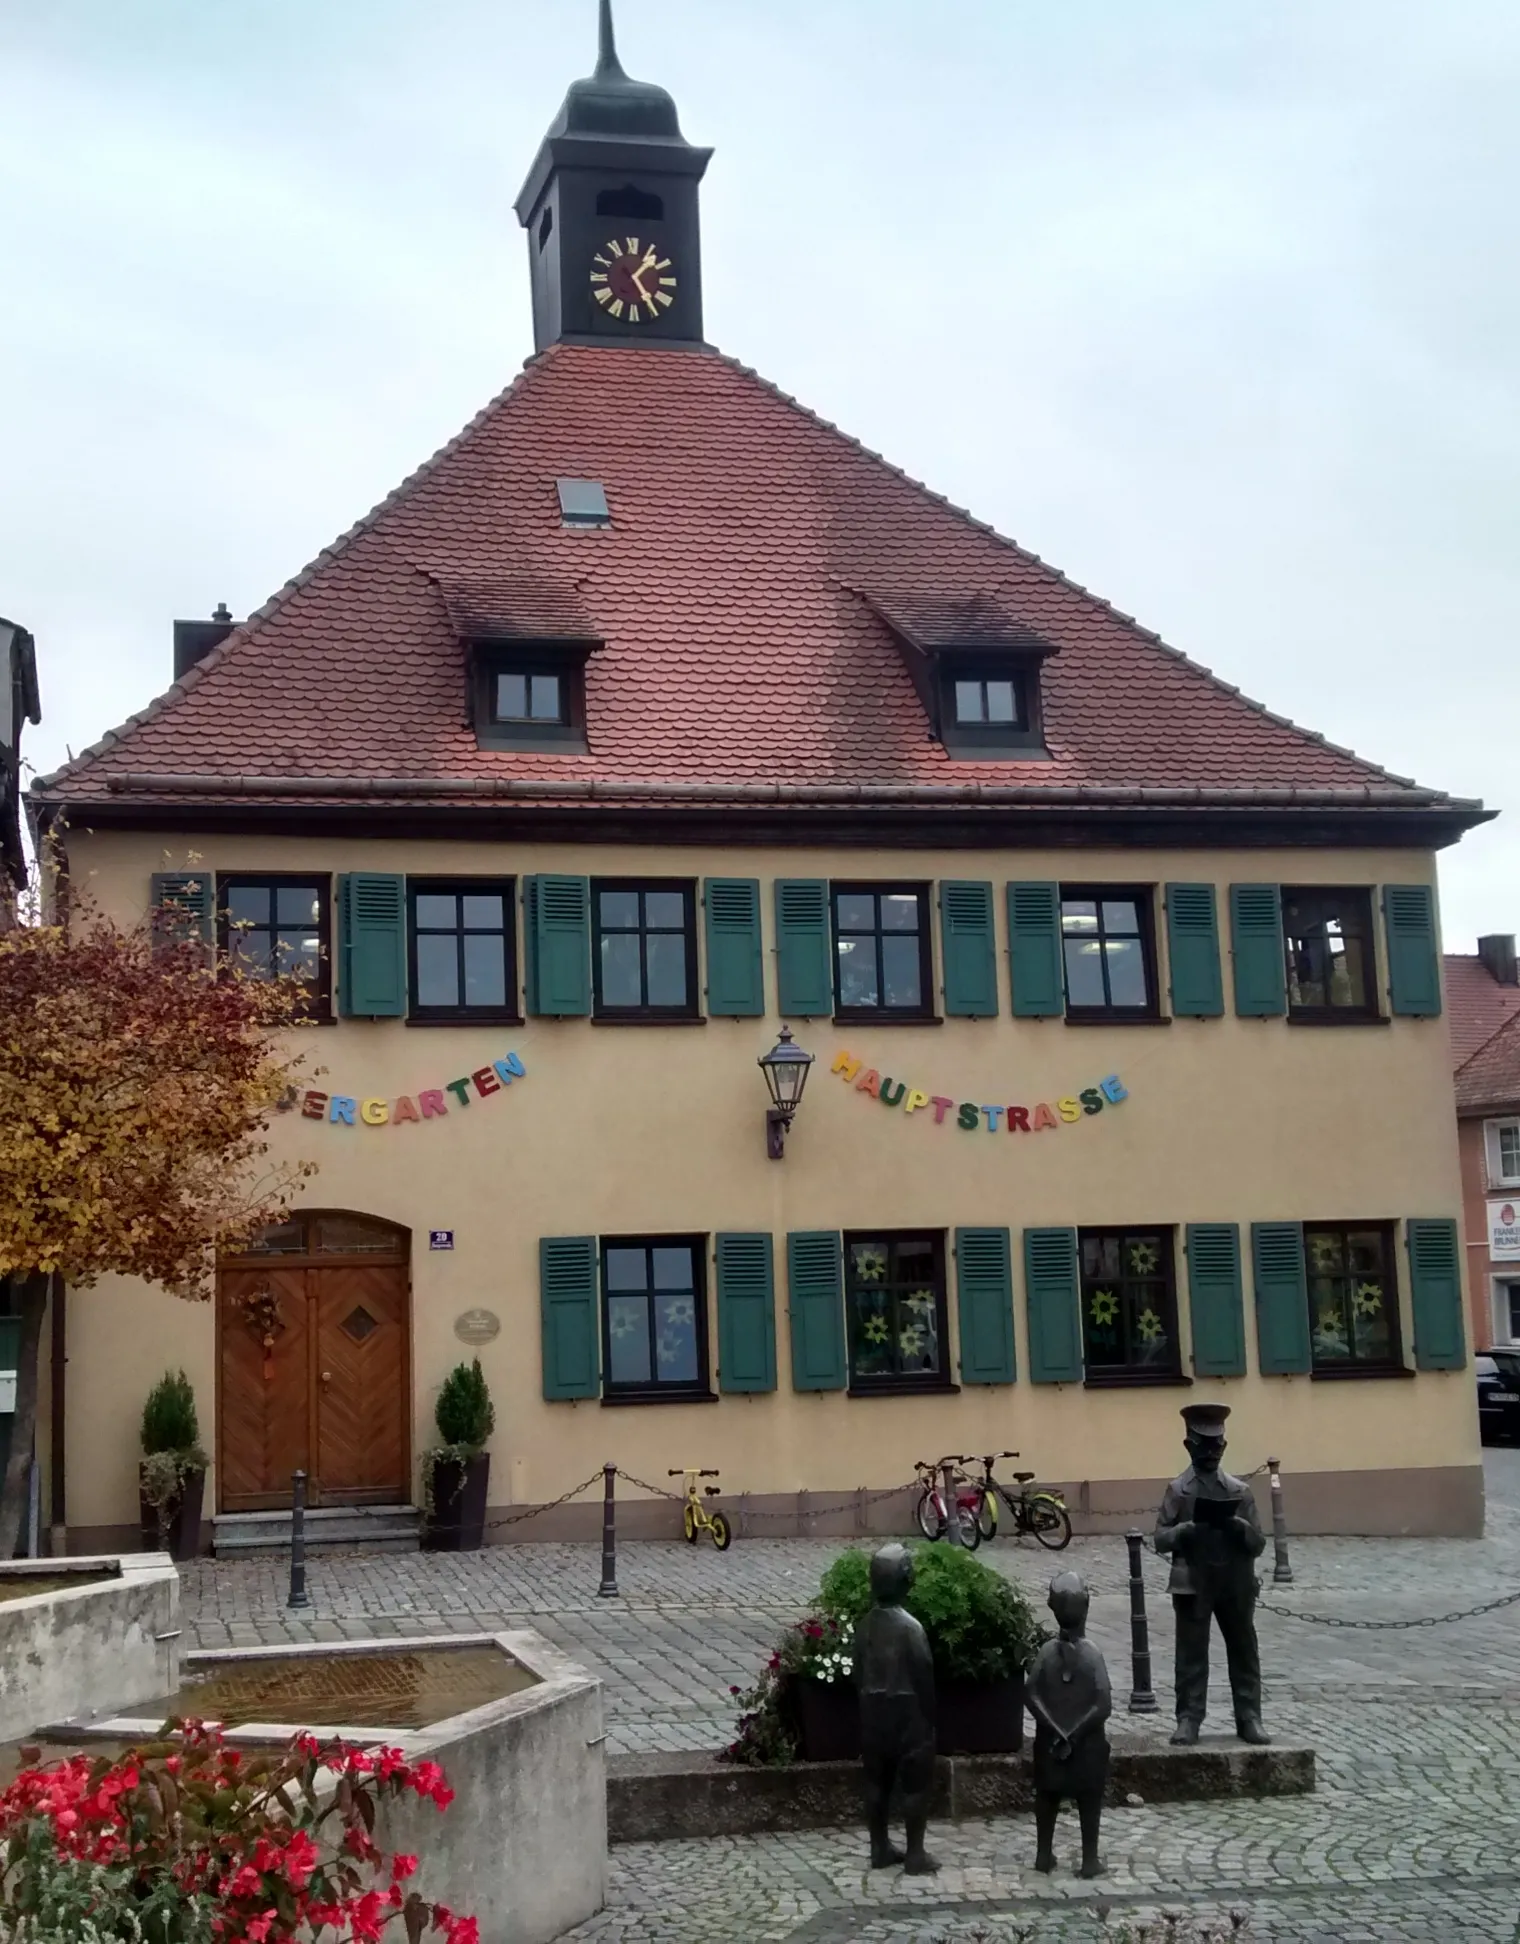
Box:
912, 1457, 982, 1549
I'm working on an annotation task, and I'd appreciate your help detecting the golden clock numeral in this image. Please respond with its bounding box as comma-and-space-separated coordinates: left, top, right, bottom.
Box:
593, 253, 610, 266
626, 237, 639, 255
590, 272, 608, 285
609, 298, 624, 317
628, 305, 642, 323
655, 291, 673, 309
659, 278, 678, 291
594, 288, 612, 306
654, 257, 672, 271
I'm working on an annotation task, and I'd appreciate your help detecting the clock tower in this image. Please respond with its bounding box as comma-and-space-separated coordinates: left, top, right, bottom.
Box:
515, 0, 712, 350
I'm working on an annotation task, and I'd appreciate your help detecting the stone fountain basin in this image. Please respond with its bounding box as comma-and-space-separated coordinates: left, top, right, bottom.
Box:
0, 1553, 180, 1745
50, 1629, 605, 1944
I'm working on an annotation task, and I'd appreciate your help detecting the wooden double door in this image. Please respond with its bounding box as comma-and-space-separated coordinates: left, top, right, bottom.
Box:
218, 1217, 410, 1512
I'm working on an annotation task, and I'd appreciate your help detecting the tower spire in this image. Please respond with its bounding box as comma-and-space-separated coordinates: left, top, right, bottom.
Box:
596, 0, 625, 79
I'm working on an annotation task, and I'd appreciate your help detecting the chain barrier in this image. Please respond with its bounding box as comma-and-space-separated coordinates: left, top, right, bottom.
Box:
737, 1481, 921, 1526
481, 1470, 604, 1533
1259, 1586, 1520, 1630
611, 1469, 689, 1503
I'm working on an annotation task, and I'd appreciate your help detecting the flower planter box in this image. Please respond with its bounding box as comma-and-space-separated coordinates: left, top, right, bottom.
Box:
138, 1464, 205, 1563
793, 1673, 1025, 1761
423, 1452, 491, 1553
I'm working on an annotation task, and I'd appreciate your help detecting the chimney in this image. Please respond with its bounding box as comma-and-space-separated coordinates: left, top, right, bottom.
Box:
1478, 934, 1519, 987
173, 602, 235, 681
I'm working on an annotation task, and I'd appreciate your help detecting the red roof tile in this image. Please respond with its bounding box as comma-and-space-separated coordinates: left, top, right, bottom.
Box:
36, 344, 1486, 816
1447, 954, 1520, 1070
1455, 1011, 1520, 1115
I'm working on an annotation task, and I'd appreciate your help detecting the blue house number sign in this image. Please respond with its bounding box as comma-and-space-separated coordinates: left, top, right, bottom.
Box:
430, 1230, 455, 1251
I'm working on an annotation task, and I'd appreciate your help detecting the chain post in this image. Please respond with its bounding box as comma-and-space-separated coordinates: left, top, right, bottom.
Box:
287, 1471, 311, 1611
1267, 1456, 1294, 1586
1125, 1529, 1157, 1712
597, 1462, 619, 1599
939, 1459, 958, 1542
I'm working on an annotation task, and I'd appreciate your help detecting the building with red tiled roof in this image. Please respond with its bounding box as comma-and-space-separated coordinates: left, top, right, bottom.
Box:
1447, 938, 1520, 1350
25, 6, 1497, 1555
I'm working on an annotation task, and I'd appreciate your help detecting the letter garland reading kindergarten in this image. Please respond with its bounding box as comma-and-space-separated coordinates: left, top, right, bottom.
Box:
830, 1049, 1127, 1138
275, 1051, 527, 1129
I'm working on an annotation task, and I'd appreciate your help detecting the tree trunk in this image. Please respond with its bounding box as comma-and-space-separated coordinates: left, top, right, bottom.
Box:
0, 1274, 49, 1557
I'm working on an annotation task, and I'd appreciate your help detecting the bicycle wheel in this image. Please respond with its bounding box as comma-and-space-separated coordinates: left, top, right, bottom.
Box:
709, 1509, 733, 1552
955, 1503, 982, 1550
1029, 1495, 1073, 1551
682, 1502, 698, 1543
914, 1489, 943, 1541
974, 1486, 998, 1542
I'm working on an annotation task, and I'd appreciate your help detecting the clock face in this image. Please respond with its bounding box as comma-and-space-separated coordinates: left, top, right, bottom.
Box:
590, 237, 678, 324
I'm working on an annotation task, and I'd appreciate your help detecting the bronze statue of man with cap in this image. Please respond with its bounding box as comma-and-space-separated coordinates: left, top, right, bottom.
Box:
1154, 1403, 1270, 1746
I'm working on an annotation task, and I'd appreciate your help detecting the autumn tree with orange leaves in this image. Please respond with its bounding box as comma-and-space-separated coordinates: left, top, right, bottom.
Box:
0, 904, 313, 1549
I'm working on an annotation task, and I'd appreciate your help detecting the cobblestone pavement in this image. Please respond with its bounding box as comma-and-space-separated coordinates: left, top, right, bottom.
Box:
182, 1451, 1520, 1939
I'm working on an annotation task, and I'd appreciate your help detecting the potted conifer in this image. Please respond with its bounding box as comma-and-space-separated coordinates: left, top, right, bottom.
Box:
421, 1358, 495, 1553
138, 1370, 207, 1562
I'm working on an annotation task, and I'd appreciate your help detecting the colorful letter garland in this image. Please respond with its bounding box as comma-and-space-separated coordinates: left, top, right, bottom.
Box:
832, 1049, 1126, 1136
277, 1052, 527, 1130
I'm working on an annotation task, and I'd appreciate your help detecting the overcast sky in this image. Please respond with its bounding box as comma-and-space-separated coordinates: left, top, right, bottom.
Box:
3, 1, 1515, 947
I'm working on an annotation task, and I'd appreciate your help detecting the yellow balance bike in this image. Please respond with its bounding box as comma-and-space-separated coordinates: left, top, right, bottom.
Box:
669, 1467, 732, 1550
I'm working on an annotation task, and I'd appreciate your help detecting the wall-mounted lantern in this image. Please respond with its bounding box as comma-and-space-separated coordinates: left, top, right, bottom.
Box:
757, 1025, 814, 1161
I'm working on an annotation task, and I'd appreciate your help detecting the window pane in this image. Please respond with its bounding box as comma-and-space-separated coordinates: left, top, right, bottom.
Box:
652, 1246, 694, 1291
1064, 937, 1107, 1007
276, 929, 322, 981
604, 1249, 648, 1292
599, 889, 640, 930
416, 933, 460, 1008
607, 1296, 651, 1385
645, 933, 688, 1008
1061, 900, 1098, 935
1310, 1280, 1351, 1360
893, 1236, 936, 1281
654, 1294, 699, 1383
850, 1286, 893, 1378
1129, 1282, 1172, 1365
276, 886, 320, 926
230, 929, 272, 979
414, 894, 457, 930
528, 673, 562, 721
985, 680, 1017, 724
1510, 1285, 1520, 1338
462, 933, 507, 1008
1082, 1235, 1121, 1282
881, 894, 920, 933
1327, 934, 1368, 1008
835, 893, 876, 933
227, 885, 271, 927
644, 891, 686, 931
898, 1293, 940, 1374
600, 933, 643, 1008
1502, 1125, 1520, 1177
1306, 1230, 1345, 1276
1104, 937, 1149, 1007
1101, 900, 1140, 936
954, 680, 984, 724
496, 673, 528, 720
881, 934, 922, 1008
837, 938, 879, 1009
461, 895, 504, 930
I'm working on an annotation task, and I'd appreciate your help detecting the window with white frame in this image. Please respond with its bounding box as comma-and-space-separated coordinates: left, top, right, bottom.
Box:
1487, 1119, 1520, 1188
1498, 1279, 1520, 1346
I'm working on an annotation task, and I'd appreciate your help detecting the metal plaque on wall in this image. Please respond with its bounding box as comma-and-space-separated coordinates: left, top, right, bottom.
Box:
453, 1308, 502, 1346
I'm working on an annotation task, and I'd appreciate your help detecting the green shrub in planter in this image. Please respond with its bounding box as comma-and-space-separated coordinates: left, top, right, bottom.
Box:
138, 1370, 208, 1559
818, 1542, 1045, 1684
141, 1369, 200, 1457
434, 1358, 495, 1452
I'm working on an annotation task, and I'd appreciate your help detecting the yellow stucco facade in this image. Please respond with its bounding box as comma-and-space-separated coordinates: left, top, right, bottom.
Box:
47, 827, 1481, 1547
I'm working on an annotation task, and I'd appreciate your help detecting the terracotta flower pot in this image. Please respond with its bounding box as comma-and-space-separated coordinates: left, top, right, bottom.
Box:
422, 1452, 491, 1553
138, 1463, 205, 1562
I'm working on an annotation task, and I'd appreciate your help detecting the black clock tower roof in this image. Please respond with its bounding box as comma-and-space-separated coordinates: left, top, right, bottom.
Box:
550, 0, 683, 141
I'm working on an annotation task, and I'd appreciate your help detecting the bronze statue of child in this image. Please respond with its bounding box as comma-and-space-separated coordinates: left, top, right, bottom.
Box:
853, 1543, 939, 1874
1025, 1569, 1111, 1878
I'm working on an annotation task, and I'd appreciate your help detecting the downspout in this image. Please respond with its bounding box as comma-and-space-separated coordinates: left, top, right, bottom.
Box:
49, 1276, 66, 1555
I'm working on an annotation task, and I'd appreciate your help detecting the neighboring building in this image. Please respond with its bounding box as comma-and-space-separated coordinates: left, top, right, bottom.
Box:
1449, 936, 1520, 1349
0, 615, 40, 924
28, 12, 1495, 1549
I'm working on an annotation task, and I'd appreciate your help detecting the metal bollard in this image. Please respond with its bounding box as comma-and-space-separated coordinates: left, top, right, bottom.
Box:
287, 1471, 312, 1611
597, 1463, 619, 1599
1125, 1529, 1157, 1712
1267, 1457, 1294, 1585
940, 1459, 959, 1542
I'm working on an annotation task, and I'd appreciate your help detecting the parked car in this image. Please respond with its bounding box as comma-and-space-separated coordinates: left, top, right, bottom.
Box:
1477, 1350, 1520, 1446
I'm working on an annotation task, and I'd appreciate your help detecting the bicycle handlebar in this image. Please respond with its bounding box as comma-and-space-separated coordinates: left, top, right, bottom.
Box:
699, 1469, 720, 1477
667, 1469, 684, 1477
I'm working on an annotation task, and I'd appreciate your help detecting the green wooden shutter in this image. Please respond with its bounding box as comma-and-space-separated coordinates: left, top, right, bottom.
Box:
1407, 1217, 1466, 1370
775, 881, 832, 1018
1007, 883, 1064, 1017
939, 881, 998, 1017
1229, 885, 1286, 1017
955, 1227, 1016, 1383
149, 871, 213, 957
1250, 1222, 1311, 1374
1186, 1223, 1246, 1377
1166, 884, 1224, 1018
704, 879, 765, 1017
786, 1231, 846, 1391
540, 1236, 600, 1400
524, 875, 591, 1017
1383, 885, 1442, 1018
1024, 1228, 1082, 1382
338, 874, 406, 1018
716, 1233, 777, 1393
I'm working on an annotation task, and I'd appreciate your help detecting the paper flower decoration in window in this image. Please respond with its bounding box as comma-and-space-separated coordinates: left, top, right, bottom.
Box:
1136, 1308, 1164, 1343
657, 1331, 685, 1365
1309, 1234, 1342, 1274
1088, 1288, 1120, 1327
903, 1290, 935, 1316
1353, 1281, 1383, 1318
665, 1296, 695, 1327
1314, 1308, 1347, 1348
861, 1313, 890, 1345
610, 1308, 640, 1340
898, 1322, 926, 1359
853, 1246, 888, 1283
1127, 1239, 1160, 1276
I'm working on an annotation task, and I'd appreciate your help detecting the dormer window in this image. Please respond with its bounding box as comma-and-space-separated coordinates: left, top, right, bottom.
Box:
938, 658, 1040, 757
495, 671, 567, 726
475, 649, 588, 751
861, 590, 1056, 760
952, 674, 1024, 730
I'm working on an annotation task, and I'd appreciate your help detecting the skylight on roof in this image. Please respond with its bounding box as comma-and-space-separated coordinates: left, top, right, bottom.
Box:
556, 478, 611, 528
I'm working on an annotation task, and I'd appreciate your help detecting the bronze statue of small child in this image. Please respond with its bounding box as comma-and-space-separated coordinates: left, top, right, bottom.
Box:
1025, 1569, 1112, 1878
853, 1543, 939, 1874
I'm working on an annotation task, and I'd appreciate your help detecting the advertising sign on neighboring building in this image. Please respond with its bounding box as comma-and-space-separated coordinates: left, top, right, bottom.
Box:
1490, 1200, 1520, 1261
